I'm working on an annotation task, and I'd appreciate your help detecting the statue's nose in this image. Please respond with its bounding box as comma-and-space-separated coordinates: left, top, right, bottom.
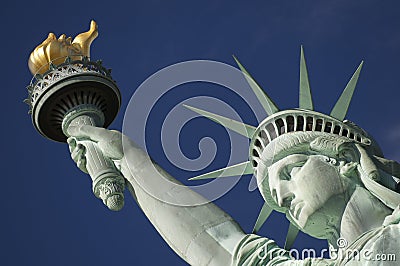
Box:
271, 181, 294, 208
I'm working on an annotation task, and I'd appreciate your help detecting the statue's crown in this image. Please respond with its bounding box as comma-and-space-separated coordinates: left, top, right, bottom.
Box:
187, 47, 381, 178
241, 48, 384, 170
249, 108, 382, 169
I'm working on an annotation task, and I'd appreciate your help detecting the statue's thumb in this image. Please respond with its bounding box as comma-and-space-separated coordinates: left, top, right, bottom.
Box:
66, 125, 94, 140
67, 125, 110, 143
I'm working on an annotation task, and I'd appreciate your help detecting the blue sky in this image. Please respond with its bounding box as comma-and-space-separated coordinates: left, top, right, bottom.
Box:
2, 1, 400, 265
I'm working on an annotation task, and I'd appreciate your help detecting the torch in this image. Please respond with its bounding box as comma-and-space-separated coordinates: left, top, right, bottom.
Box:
25, 21, 125, 211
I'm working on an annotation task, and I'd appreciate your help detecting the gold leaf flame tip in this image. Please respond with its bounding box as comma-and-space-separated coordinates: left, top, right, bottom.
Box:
28, 21, 99, 75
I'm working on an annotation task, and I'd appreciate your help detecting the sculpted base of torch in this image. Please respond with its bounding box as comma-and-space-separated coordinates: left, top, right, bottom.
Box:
25, 22, 125, 211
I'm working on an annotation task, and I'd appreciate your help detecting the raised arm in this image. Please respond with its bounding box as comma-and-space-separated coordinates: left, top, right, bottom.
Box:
68, 125, 359, 266
68, 125, 246, 265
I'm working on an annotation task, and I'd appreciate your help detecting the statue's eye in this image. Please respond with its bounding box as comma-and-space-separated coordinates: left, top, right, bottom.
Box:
289, 167, 302, 177
283, 161, 306, 180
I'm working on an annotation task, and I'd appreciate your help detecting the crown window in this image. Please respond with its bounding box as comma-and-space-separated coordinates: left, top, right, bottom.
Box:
286, 116, 295, 132
296, 116, 304, 131
324, 122, 332, 133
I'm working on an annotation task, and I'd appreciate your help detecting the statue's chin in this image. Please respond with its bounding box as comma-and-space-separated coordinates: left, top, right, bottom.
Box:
287, 204, 310, 230
286, 206, 332, 240
300, 211, 339, 240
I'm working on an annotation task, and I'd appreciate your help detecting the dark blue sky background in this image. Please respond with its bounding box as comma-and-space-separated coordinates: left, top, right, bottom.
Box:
2, 1, 400, 265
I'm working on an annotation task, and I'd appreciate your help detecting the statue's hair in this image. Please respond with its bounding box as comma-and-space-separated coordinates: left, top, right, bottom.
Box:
259, 131, 353, 167
310, 134, 350, 155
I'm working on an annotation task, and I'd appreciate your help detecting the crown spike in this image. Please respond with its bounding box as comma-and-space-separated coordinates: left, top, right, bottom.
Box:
284, 223, 299, 250
188, 161, 253, 180
183, 104, 256, 138
330, 61, 364, 120
252, 202, 273, 234
233, 55, 280, 116
299, 46, 314, 110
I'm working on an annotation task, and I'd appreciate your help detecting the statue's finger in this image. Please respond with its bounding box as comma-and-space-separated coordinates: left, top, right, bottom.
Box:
71, 144, 85, 162
77, 157, 88, 173
67, 137, 77, 153
71, 148, 81, 163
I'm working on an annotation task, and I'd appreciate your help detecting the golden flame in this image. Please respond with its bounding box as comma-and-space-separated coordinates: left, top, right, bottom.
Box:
28, 20, 98, 75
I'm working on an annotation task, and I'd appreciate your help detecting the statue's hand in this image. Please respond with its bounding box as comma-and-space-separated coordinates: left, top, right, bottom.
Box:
67, 137, 88, 173
67, 125, 124, 173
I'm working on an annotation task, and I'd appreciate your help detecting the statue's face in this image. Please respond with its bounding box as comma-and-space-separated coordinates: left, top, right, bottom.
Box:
267, 154, 348, 236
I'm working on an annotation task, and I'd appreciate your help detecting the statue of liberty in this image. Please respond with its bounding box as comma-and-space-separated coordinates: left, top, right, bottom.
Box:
27, 22, 400, 265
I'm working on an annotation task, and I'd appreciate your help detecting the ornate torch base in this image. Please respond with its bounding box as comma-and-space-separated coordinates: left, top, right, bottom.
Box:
26, 57, 125, 211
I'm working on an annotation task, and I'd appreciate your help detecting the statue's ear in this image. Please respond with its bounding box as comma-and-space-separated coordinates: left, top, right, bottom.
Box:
337, 142, 360, 162
337, 142, 361, 178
